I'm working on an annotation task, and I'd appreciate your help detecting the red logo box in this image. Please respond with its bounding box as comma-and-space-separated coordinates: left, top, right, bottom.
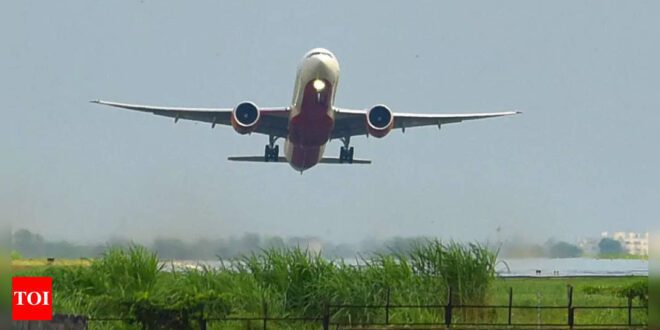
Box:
12, 277, 53, 321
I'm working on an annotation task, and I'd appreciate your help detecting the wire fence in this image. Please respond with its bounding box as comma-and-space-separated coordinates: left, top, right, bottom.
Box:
84, 285, 647, 329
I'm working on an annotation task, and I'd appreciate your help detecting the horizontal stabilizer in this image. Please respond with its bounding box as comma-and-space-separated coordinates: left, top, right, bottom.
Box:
227, 156, 371, 164
319, 158, 371, 164
227, 156, 287, 163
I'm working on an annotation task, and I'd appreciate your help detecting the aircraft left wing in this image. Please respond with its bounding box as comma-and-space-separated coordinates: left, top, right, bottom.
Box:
331, 108, 520, 139
91, 100, 290, 137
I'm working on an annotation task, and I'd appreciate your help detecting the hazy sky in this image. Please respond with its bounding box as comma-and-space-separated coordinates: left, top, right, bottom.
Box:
2, 1, 658, 244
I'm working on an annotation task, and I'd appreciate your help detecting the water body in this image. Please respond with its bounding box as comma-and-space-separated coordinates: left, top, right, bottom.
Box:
497, 258, 648, 277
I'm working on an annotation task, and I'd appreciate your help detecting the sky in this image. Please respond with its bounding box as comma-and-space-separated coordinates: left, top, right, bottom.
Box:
2, 1, 659, 245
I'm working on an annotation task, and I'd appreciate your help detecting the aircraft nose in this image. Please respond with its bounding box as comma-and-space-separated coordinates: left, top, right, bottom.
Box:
308, 55, 338, 76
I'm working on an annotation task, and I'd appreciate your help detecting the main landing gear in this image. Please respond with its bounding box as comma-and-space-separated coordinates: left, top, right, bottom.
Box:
264, 135, 279, 162
339, 136, 354, 164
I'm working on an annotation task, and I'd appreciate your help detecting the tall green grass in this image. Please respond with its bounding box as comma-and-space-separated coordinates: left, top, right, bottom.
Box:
17, 239, 497, 329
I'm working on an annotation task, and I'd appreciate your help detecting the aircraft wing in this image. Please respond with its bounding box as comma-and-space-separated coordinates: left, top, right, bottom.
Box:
332, 108, 520, 139
91, 100, 290, 138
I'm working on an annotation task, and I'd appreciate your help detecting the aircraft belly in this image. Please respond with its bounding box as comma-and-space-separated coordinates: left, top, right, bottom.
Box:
285, 141, 326, 171
285, 77, 335, 171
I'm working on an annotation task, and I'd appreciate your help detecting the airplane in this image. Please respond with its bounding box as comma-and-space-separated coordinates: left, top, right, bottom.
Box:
92, 48, 519, 172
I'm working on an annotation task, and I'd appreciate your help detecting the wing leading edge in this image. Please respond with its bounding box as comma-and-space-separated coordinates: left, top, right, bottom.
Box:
91, 100, 290, 137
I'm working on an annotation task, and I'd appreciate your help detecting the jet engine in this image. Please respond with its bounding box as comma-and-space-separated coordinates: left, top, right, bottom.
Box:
366, 104, 394, 138
231, 101, 260, 134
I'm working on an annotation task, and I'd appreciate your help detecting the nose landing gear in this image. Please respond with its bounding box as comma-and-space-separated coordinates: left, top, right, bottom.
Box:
339, 137, 354, 164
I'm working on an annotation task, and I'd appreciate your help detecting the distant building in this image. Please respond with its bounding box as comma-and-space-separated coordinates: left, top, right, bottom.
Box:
601, 231, 649, 256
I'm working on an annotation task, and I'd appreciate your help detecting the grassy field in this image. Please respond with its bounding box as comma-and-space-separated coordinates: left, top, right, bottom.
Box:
11, 244, 647, 329
492, 276, 644, 306
490, 277, 646, 327
11, 258, 91, 270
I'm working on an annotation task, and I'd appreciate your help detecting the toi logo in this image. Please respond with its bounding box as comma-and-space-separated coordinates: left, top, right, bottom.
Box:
12, 277, 53, 321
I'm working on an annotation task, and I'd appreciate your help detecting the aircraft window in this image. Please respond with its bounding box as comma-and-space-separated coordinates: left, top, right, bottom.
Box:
306, 51, 334, 59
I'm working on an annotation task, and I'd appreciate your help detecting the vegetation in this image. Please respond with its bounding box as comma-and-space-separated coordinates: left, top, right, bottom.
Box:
12, 258, 91, 270
599, 238, 625, 256
11, 228, 360, 259
650, 276, 660, 326
14, 240, 497, 329
493, 277, 647, 327
501, 240, 584, 259
15, 229, 645, 261
10, 250, 22, 260
583, 280, 648, 306
547, 241, 582, 258
493, 277, 644, 306
13, 241, 649, 329
500, 242, 546, 258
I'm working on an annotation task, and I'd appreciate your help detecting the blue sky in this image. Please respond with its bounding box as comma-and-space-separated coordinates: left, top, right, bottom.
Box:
2, 1, 658, 244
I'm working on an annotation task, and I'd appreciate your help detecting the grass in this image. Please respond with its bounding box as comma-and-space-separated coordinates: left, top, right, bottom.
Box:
11, 242, 647, 329
11, 258, 92, 270
492, 277, 645, 306
490, 277, 647, 326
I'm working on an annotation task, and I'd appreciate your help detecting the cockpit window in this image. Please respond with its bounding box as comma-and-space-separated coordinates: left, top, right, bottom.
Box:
305, 50, 334, 59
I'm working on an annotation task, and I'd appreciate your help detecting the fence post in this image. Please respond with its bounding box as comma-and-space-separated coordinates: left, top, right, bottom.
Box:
444, 287, 453, 327
508, 287, 513, 326
628, 296, 633, 326
385, 287, 391, 325
199, 304, 207, 330
263, 301, 268, 330
322, 300, 330, 330
567, 285, 574, 328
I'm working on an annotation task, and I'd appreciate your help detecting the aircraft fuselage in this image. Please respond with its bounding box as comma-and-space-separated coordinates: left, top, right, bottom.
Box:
284, 49, 340, 171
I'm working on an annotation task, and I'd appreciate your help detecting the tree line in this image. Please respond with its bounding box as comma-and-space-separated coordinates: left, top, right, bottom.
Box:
500, 238, 629, 258
10, 228, 632, 260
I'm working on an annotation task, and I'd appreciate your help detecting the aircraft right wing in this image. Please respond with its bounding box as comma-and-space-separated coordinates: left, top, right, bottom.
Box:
91, 100, 290, 138
332, 108, 520, 139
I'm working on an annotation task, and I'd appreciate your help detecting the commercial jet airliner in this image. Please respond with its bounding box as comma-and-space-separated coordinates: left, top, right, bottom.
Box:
93, 48, 519, 172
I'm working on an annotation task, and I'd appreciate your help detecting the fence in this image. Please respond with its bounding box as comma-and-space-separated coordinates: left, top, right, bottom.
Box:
87, 286, 648, 329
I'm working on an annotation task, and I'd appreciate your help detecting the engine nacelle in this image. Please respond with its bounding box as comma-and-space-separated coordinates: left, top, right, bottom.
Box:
231, 101, 260, 134
366, 104, 394, 138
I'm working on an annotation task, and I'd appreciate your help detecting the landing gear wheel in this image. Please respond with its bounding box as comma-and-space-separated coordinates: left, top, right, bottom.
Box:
339, 146, 354, 164
264, 145, 279, 162
339, 137, 354, 164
